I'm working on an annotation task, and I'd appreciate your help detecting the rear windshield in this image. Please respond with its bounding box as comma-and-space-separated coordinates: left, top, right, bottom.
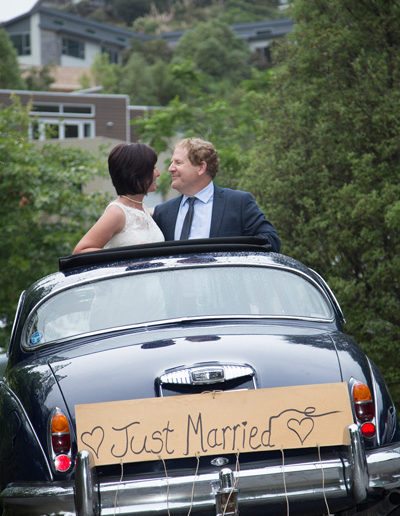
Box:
25, 266, 333, 347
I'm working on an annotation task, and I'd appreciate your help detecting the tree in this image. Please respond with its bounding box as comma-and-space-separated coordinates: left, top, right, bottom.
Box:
91, 53, 122, 93
134, 68, 271, 188
0, 99, 107, 348
119, 53, 177, 105
239, 0, 400, 398
112, 0, 152, 24
0, 28, 25, 89
24, 65, 55, 91
172, 19, 251, 85
90, 43, 177, 105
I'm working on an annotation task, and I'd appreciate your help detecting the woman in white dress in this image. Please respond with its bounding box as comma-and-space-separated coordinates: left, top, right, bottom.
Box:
73, 143, 164, 254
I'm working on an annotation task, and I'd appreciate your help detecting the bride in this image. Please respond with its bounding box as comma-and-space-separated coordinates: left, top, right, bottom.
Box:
73, 142, 164, 254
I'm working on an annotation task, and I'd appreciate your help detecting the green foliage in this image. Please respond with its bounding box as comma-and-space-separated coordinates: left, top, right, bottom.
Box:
0, 29, 26, 89
119, 53, 176, 105
215, 0, 282, 23
173, 20, 251, 83
156, 171, 172, 199
112, 0, 152, 23
78, 0, 283, 31
94, 19, 253, 104
0, 99, 107, 349
134, 70, 269, 188
239, 0, 400, 397
129, 39, 173, 65
91, 53, 122, 92
132, 16, 160, 34
24, 65, 55, 91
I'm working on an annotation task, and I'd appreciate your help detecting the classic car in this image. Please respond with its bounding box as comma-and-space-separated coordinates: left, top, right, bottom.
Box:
1, 237, 400, 516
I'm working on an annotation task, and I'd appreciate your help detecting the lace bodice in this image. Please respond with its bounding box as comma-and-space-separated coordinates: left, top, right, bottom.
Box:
103, 200, 164, 249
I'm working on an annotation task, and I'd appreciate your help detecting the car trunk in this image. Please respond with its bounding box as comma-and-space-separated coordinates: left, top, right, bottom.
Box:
48, 324, 343, 418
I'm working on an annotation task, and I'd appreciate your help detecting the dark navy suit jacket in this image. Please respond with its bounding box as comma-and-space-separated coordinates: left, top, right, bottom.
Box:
153, 185, 281, 252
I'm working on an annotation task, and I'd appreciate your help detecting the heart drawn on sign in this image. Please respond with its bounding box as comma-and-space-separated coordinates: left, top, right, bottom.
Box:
287, 417, 314, 445
81, 426, 105, 459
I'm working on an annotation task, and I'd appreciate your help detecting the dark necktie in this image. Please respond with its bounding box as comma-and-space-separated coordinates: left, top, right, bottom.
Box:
180, 197, 196, 240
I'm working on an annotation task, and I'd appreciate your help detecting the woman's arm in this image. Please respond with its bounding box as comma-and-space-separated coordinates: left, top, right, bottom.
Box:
73, 205, 125, 254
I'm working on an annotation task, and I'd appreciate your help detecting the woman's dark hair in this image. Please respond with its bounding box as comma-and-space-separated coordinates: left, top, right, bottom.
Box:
108, 143, 158, 195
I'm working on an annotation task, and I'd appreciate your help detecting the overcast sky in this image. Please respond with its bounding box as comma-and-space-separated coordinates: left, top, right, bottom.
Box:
0, 0, 38, 23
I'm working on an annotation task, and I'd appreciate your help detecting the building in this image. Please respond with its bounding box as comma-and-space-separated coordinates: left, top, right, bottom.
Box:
0, 88, 133, 142
1, 3, 150, 90
1, 2, 293, 91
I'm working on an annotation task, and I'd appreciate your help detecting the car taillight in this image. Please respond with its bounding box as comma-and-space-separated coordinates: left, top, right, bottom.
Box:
49, 408, 72, 472
352, 382, 376, 438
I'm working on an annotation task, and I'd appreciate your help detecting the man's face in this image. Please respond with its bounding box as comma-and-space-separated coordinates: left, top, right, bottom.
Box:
168, 144, 207, 196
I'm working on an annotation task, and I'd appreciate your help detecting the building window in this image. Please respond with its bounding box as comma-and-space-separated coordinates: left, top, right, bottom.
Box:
28, 103, 95, 140
31, 104, 94, 117
63, 105, 92, 115
31, 104, 60, 113
83, 123, 92, 137
62, 37, 85, 59
101, 46, 119, 64
45, 123, 60, 139
64, 124, 79, 138
29, 119, 94, 141
10, 33, 31, 55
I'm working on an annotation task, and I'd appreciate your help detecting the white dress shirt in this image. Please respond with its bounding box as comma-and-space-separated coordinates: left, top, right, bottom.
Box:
174, 182, 214, 239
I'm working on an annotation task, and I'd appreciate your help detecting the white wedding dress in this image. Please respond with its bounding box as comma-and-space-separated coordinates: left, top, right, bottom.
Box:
103, 200, 165, 249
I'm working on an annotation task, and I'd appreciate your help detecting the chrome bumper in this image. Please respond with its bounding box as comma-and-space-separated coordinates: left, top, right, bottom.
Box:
2, 425, 400, 515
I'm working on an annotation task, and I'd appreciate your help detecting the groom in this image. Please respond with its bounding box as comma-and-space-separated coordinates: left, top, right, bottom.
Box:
153, 137, 281, 252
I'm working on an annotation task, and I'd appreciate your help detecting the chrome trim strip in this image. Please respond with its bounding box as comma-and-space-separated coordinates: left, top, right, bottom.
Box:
367, 357, 382, 447
309, 267, 346, 323
25, 313, 335, 351
367, 445, 400, 489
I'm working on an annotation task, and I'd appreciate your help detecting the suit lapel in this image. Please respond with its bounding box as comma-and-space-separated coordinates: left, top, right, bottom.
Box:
210, 186, 226, 237
165, 196, 182, 240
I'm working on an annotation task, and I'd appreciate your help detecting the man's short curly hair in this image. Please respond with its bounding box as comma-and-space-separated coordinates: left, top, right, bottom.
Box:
108, 143, 157, 195
176, 138, 219, 178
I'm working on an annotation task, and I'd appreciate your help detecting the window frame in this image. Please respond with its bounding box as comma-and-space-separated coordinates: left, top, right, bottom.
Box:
10, 32, 31, 55
29, 118, 95, 140
23, 264, 336, 350
61, 37, 85, 59
30, 103, 94, 118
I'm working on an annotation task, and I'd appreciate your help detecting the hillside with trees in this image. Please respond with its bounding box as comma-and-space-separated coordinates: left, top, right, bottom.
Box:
50, 0, 285, 32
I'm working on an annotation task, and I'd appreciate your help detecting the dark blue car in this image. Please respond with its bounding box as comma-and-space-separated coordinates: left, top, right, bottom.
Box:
1, 238, 400, 515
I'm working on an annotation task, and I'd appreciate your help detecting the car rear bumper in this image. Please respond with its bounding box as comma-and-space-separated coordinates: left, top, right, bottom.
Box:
2, 426, 400, 515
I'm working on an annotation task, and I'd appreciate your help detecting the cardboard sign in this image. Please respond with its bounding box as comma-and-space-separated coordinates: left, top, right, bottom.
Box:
76, 382, 353, 466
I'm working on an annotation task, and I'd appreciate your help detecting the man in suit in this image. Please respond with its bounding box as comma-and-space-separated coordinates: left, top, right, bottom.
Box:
153, 137, 281, 252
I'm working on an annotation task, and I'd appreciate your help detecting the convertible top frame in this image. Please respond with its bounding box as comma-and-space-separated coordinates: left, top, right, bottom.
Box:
59, 237, 272, 272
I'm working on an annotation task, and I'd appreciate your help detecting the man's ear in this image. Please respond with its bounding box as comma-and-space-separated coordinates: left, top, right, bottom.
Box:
198, 161, 207, 176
